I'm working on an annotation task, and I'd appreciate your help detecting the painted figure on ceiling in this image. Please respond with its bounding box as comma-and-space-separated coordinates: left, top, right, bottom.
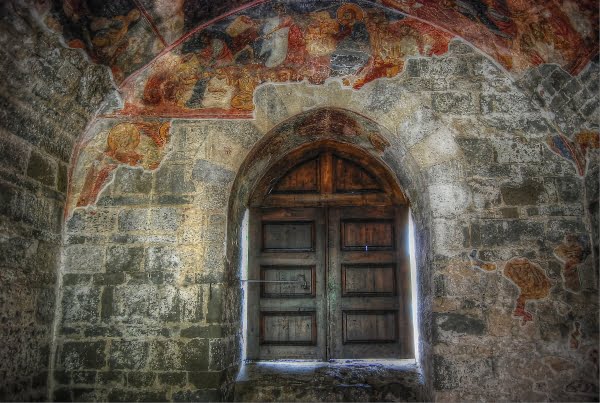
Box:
226, 15, 260, 64
151, 0, 185, 44
257, 3, 306, 67
142, 52, 201, 108
77, 122, 170, 208
303, 11, 338, 84
330, 4, 371, 76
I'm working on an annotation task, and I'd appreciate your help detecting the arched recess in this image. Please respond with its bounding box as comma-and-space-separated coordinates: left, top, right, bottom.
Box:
225, 107, 435, 395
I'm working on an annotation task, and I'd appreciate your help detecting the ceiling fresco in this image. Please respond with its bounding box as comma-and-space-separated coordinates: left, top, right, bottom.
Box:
40, 0, 598, 116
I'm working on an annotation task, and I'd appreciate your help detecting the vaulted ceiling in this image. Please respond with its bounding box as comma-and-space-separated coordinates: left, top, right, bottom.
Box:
41, 0, 598, 81
38, 0, 598, 118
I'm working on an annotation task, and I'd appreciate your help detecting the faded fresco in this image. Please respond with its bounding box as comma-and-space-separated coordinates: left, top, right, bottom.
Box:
548, 131, 600, 176
70, 121, 171, 212
469, 251, 552, 324
382, 0, 598, 74
116, 2, 453, 117
39, 1, 598, 114
553, 234, 591, 293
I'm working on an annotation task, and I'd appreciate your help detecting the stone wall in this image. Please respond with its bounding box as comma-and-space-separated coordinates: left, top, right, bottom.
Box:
0, 1, 113, 400
54, 39, 599, 402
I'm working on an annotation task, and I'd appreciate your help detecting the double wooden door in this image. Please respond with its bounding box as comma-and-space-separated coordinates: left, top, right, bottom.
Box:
246, 205, 412, 360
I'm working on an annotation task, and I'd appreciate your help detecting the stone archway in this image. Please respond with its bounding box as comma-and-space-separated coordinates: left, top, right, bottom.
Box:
225, 107, 435, 400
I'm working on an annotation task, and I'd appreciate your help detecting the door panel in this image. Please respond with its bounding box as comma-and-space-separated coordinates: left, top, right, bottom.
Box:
342, 310, 398, 343
262, 221, 315, 252
341, 219, 394, 250
247, 207, 326, 360
342, 264, 396, 296
260, 266, 316, 298
261, 312, 317, 345
328, 206, 413, 359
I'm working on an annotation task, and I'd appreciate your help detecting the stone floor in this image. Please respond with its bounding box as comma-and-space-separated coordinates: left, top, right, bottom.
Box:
234, 360, 424, 402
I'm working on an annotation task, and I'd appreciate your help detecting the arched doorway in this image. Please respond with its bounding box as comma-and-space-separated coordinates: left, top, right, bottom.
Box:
245, 140, 413, 361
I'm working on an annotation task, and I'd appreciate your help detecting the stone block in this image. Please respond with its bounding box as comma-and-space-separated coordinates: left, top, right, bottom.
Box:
433, 355, 458, 390
93, 272, 126, 286
100, 286, 114, 321
494, 140, 543, 164
554, 177, 583, 203
155, 164, 195, 194
158, 285, 181, 322
182, 339, 209, 371
433, 313, 485, 343
188, 371, 223, 389
66, 208, 117, 234
53, 387, 72, 402
109, 340, 149, 370
126, 372, 155, 388
149, 207, 182, 231
35, 287, 55, 324
195, 184, 229, 209
71, 370, 96, 385
0, 132, 29, 174
114, 166, 152, 194
113, 284, 159, 322
117, 209, 149, 232
96, 370, 123, 386
144, 246, 182, 272
180, 325, 223, 339
61, 286, 101, 323
148, 340, 184, 371
107, 390, 166, 402
106, 246, 144, 272
500, 179, 546, 205
84, 325, 122, 338
26, 149, 57, 187
60, 341, 106, 370
172, 389, 220, 402
192, 160, 235, 184
206, 284, 223, 323
158, 372, 187, 386
478, 220, 544, 247
428, 183, 470, 218
64, 245, 105, 272
432, 92, 477, 114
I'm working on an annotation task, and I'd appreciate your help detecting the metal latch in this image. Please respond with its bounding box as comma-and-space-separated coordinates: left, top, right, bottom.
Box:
241, 274, 309, 289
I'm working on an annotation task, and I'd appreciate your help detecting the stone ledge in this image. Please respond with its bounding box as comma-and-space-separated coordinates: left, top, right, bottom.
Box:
234, 360, 424, 402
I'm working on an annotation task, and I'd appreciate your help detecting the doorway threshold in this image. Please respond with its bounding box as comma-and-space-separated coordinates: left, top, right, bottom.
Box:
234, 359, 424, 402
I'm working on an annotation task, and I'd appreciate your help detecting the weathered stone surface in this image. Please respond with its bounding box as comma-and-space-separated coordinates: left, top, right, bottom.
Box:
106, 246, 144, 273
60, 341, 106, 370
501, 180, 546, 205
0, 5, 595, 400
109, 341, 149, 370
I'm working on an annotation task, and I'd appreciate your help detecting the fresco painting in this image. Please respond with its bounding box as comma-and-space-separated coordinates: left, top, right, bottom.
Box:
40, 0, 598, 92
553, 234, 591, 293
382, 0, 598, 74
115, 2, 453, 117
42, 0, 163, 83
503, 257, 552, 324
469, 251, 552, 324
74, 121, 170, 209
468, 249, 497, 272
548, 131, 600, 176
569, 321, 581, 349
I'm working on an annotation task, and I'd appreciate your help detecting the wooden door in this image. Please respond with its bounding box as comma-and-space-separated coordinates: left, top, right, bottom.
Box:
247, 141, 412, 361
327, 206, 413, 359
246, 207, 327, 360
